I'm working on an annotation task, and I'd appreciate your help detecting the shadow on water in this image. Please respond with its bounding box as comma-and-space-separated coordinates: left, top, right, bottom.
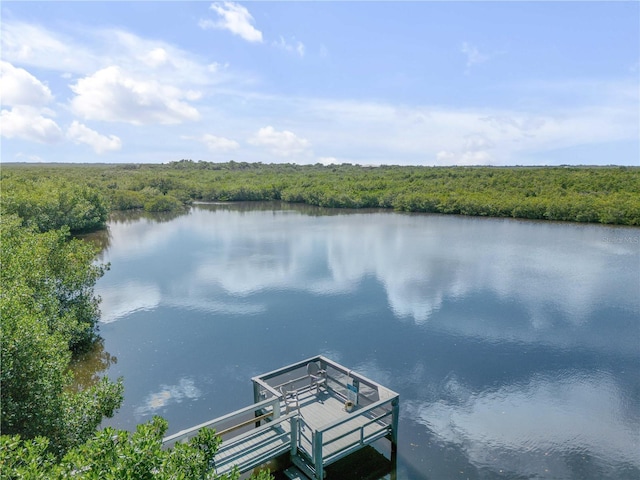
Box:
324, 446, 397, 480
262, 446, 397, 480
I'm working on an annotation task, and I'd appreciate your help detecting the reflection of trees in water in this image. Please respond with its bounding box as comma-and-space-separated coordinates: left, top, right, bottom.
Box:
75, 228, 112, 254
83, 202, 387, 236
109, 209, 186, 224
194, 200, 386, 217
75, 209, 187, 255
68, 339, 117, 392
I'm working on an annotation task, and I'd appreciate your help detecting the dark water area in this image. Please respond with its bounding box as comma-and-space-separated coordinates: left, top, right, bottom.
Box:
77, 203, 640, 479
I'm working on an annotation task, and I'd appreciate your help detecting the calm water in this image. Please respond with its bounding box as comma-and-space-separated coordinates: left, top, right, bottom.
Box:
80, 203, 640, 480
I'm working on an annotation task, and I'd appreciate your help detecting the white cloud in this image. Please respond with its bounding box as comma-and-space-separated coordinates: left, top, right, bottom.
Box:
0, 61, 63, 145
67, 121, 122, 154
1, 106, 63, 144
434, 134, 496, 165
15, 153, 44, 162
189, 133, 240, 152
278, 90, 637, 165
200, 2, 263, 43
273, 36, 305, 57
249, 126, 311, 157
69, 66, 201, 125
436, 150, 456, 163
1, 20, 229, 89
143, 47, 169, 68
0, 61, 54, 107
105, 30, 225, 87
0, 21, 98, 74
1, 16, 635, 166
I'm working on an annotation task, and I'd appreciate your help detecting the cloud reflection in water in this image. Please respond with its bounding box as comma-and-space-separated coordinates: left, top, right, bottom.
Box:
135, 378, 202, 418
99, 208, 638, 343
94, 206, 638, 479
405, 371, 640, 477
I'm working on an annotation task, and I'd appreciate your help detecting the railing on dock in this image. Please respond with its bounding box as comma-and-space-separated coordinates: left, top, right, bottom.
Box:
163, 355, 399, 479
252, 355, 397, 405
162, 396, 282, 448
253, 355, 399, 479
311, 396, 398, 471
162, 396, 295, 476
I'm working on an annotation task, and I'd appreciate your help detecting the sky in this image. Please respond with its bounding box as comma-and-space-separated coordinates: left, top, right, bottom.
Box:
1, 1, 638, 166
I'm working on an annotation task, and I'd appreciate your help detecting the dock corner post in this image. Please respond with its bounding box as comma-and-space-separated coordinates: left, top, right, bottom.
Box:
253, 380, 260, 404
391, 396, 400, 458
290, 416, 298, 456
313, 430, 323, 480
253, 381, 262, 427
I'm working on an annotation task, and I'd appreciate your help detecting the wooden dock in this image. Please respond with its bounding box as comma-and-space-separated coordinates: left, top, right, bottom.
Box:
162, 355, 399, 479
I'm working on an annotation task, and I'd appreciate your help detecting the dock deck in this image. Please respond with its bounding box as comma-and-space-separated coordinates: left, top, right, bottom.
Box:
162, 355, 399, 479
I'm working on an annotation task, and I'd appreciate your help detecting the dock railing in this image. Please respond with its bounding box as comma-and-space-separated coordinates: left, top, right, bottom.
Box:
162, 356, 398, 479
162, 395, 281, 448
253, 355, 399, 478
252, 355, 397, 405
312, 395, 398, 471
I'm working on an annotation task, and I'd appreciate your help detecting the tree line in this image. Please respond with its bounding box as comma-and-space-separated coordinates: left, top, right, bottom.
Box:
3, 162, 639, 227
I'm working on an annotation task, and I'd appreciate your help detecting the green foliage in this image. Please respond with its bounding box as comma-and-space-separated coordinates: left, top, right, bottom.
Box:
143, 193, 183, 212
1, 215, 123, 457
1, 176, 108, 233
1, 215, 106, 351
3, 163, 638, 225
110, 190, 145, 210
0, 170, 277, 478
0, 417, 273, 480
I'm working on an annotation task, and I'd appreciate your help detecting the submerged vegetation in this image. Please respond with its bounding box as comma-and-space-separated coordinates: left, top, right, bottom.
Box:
2, 161, 639, 226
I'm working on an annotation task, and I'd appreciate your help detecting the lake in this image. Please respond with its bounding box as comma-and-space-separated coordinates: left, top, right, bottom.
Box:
78, 202, 640, 479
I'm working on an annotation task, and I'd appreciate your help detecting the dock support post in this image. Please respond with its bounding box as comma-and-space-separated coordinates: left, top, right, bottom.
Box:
390, 396, 399, 459
313, 430, 323, 479
290, 416, 298, 456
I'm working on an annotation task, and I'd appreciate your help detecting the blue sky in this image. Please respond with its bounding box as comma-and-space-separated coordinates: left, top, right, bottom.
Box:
1, 1, 638, 166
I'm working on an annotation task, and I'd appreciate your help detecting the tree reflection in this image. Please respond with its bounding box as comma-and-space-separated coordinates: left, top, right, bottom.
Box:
68, 338, 117, 392
75, 227, 112, 254
109, 209, 187, 224
194, 200, 385, 217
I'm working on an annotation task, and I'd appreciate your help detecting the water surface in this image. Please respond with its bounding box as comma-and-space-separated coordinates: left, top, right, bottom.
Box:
81, 203, 640, 479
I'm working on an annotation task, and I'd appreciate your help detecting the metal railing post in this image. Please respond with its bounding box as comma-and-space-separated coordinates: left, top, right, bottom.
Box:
290, 416, 298, 456
253, 381, 261, 427
273, 396, 281, 419
253, 381, 260, 404
314, 430, 323, 479
391, 396, 399, 457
